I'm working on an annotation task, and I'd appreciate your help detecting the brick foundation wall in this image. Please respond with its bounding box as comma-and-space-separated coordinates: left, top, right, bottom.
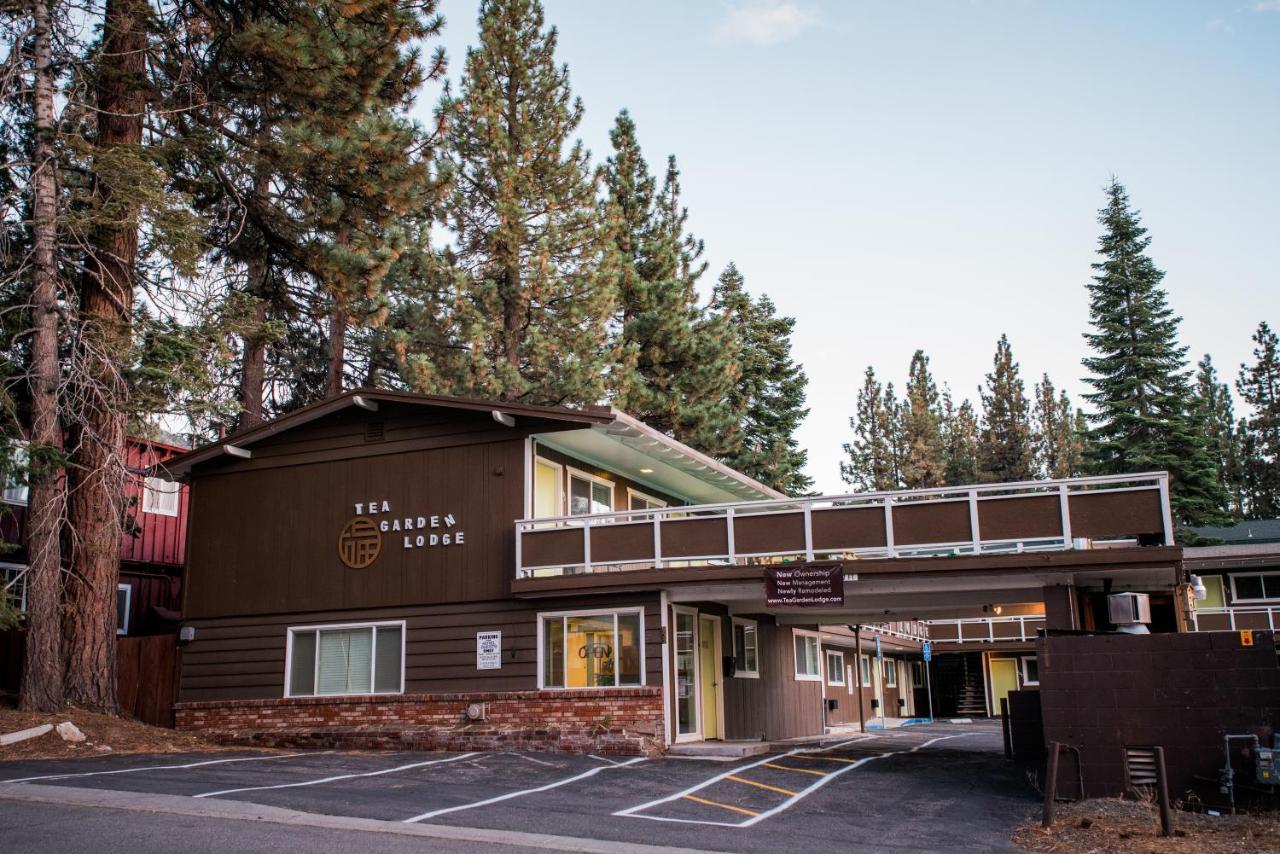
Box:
175, 687, 665, 756
1039, 631, 1280, 802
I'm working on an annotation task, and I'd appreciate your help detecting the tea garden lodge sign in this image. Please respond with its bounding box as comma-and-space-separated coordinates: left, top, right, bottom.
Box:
338, 498, 467, 569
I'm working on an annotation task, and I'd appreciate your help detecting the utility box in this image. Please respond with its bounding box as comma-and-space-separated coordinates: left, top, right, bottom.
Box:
1257, 739, 1278, 786
1108, 592, 1152, 626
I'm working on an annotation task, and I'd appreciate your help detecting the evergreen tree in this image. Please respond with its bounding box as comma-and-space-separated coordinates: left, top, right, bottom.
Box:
941, 390, 980, 485
1237, 322, 1280, 518
1081, 179, 1227, 526
978, 334, 1035, 482
1191, 355, 1244, 518
711, 264, 811, 495
900, 350, 945, 488
434, 0, 616, 405
842, 367, 897, 491
1034, 374, 1087, 480
603, 115, 736, 451
883, 383, 906, 489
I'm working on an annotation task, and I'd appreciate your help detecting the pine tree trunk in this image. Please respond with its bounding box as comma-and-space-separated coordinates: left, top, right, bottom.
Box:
19, 0, 66, 714
237, 256, 269, 431
64, 0, 146, 714
326, 297, 347, 398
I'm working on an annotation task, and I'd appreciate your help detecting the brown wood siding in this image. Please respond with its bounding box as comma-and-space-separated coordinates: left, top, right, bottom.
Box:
721, 619, 823, 741
184, 436, 526, 619
179, 593, 662, 702
977, 495, 1062, 541
892, 500, 972, 546
811, 506, 886, 551
660, 517, 729, 559
1069, 489, 1164, 540
733, 511, 805, 556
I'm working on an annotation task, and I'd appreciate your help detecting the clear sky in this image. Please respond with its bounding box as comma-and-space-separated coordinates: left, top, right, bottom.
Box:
415, 1, 1279, 494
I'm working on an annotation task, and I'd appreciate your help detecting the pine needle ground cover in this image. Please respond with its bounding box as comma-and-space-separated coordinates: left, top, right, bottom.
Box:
1013, 798, 1280, 854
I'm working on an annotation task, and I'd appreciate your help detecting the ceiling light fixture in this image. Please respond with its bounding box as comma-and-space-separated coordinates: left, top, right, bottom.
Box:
639, 467, 654, 474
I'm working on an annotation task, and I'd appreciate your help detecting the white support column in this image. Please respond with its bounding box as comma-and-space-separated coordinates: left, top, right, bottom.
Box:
1158, 475, 1175, 546
884, 497, 896, 558
803, 503, 815, 561
968, 490, 981, 554
583, 521, 592, 574
653, 515, 662, 570
515, 524, 524, 579
1058, 483, 1073, 547
726, 508, 737, 566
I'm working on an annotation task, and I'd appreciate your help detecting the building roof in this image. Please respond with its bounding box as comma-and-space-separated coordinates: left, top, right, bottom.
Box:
161, 388, 613, 478
1190, 518, 1280, 545
1184, 541, 1280, 572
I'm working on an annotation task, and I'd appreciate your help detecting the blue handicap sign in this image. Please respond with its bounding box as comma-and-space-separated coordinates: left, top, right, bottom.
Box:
923, 641, 932, 662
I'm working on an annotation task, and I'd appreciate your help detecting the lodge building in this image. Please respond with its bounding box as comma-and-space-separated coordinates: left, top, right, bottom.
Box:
165, 389, 1186, 754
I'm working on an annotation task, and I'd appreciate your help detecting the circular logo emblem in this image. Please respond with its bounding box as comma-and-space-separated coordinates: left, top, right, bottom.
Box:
338, 516, 381, 569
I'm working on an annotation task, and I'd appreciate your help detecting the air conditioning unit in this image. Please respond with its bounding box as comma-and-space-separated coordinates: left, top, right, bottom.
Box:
1108, 592, 1152, 626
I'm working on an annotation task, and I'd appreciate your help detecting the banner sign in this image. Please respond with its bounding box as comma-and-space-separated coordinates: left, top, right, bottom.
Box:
764, 564, 844, 608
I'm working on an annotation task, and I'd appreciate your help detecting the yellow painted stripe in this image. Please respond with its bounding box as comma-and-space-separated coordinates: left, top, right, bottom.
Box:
762, 762, 827, 777
793, 754, 863, 764
682, 794, 760, 817
726, 775, 797, 796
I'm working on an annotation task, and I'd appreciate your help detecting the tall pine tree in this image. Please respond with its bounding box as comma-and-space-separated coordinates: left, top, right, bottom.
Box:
1191, 355, 1244, 518
1034, 374, 1087, 480
711, 264, 811, 495
842, 367, 897, 491
900, 351, 945, 488
434, 0, 616, 405
1081, 179, 1227, 526
603, 115, 736, 452
941, 390, 980, 486
977, 334, 1035, 482
1237, 321, 1280, 518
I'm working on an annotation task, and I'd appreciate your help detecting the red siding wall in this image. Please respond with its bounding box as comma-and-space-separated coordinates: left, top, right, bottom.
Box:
121, 439, 189, 567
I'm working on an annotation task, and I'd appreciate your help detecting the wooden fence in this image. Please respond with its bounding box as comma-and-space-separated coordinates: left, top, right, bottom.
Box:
0, 630, 177, 728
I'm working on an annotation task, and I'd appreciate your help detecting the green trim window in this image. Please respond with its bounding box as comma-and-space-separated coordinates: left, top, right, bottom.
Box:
286, 622, 404, 697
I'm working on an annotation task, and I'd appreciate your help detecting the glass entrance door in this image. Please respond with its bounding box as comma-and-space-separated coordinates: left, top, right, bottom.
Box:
675, 609, 698, 738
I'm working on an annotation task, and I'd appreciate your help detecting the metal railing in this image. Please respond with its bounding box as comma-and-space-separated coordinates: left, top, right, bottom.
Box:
924, 615, 1046, 644
863, 621, 932, 643
1192, 605, 1279, 632
515, 471, 1173, 578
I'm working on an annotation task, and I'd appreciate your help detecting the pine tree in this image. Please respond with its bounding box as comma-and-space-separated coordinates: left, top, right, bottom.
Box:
900, 351, 945, 488
711, 264, 811, 494
1191, 355, 1244, 518
1081, 179, 1227, 526
603, 116, 737, 452
1237, 322, 1280, 518
941, 390, 980, 486
978, 334, 1035, 482
1034, 374, 1087, 480
842, 367, 897, 491
434, 0, 616, 405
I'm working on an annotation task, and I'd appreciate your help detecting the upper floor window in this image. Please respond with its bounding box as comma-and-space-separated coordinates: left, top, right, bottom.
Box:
628, 489, 666, 512
116, 583, 131, 636
2, 442, 28, 504
568, 469, 613, 516
1231, 572, 1280, 603
142, 476, 180, 516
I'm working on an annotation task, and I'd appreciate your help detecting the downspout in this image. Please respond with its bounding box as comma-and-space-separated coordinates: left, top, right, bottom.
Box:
852, 624, 865, 732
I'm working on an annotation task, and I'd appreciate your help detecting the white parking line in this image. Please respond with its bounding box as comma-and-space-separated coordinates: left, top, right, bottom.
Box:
403, 756, 647, 823
1, 752, 319, 785
616, 733, 976, 828
194, 752, 480, 798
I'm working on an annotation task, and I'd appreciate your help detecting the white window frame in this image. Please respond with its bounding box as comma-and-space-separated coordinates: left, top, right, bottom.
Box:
1229, 572, 1280, 603
531, 456, 565, 519
116, 583, 131, 636
2, 441, 29, 505
911, 660, 926, 688
284, 619, 406, 699
826, 649, 846, 686
883, 657, 897, 688
859, 653, 872, 686
566, 467, 615, 517
626, 487, 667, 512
1020, 655, 1040, 687
141, 475, 180, 517
792, 629, 822, 681
731, 617, 759, 678
536, 606, 646, 690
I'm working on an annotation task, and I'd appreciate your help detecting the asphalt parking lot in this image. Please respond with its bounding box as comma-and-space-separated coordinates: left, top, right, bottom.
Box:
0, 721, 1036, 853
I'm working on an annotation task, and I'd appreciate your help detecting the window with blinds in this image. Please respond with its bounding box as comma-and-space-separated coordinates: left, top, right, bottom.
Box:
286, 622, 403, 697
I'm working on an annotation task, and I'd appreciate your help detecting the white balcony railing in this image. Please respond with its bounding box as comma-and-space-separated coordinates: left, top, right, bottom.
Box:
515, 472, 1174, 578
1193, 605, 1279, 632
924, 615, 1046, 644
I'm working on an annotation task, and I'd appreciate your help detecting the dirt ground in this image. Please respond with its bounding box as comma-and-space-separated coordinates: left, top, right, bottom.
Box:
0, 703, 224, 761
1014, 798, 1280, 853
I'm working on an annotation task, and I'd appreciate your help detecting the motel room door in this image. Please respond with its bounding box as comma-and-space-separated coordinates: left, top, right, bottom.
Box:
698, 616, 722, 740
989, 658, 1019, 716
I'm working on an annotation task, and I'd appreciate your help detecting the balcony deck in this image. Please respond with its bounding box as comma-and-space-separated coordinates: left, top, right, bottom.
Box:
515, 472, 1174, 579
